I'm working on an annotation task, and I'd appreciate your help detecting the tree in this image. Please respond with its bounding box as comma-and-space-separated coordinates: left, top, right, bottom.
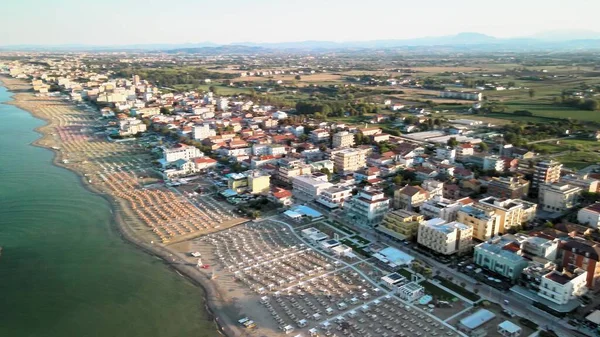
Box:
320, 168, 332, 180
528, 88, 535, 98
479, 142, 489, 152
393, 175, 404, 186
447, 137, 459, 147
159, 107, 171, 115
295, 75, 302, 81
581, 99, 599, 111
208, 86, 217, 94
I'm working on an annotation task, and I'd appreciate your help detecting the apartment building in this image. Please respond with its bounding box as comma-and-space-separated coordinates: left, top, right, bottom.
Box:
291, 174, 332, 201
538, 182, 581, 213
538, 269, 588, 305
376, 210, 424, 241
192, 123, 216, 140
393, 185, 430, 211
435, 147, 456, 163
420, 196, 463, 222
163, 143, 203, 162
346, 188, 390, 226
421, 179, 444, 198
578, 203, 600, 228
473, 237, 529, 281
478, 197, 524, 234
532, 160, 562, 190
457, 204, 502, 241
277, 158, 312, 184
247, 171, 270, 194
559, 240, 600, 288
227, 173, 248, 193
315, 186, 353, 209
417, 219, 473, 255
332, 131, 355, 148
310, 129, 330, 143
333, 148, 368, 174
487, 176, 530, 199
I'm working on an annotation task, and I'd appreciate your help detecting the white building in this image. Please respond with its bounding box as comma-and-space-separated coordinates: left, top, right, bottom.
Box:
497, 321, 522, 337
439, 90, 482, 101
421, 179, 444, 197
332, 131, 355, 148
397, 282, 425, 302
316, 186, 353, 209
272, 111, 288, 120
192, 124, 216, 140
538, 182, 581, 213
346, 188, 390, 226
417, 219, 473, 255
292, 174, 333, 201
163, 143, 203, 162
420, 196, 463, 222
118, 118, 147, 136
538, 269, 588, 305
483, 155, 505, 172
435, 147, 456, 163
301, 227, 329, 244
578, 203, 600, 228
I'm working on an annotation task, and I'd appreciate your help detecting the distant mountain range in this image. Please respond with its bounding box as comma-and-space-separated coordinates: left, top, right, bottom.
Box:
3, 31, 600, 52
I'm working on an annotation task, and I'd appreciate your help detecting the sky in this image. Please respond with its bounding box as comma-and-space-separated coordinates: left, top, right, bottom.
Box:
2, 0, 600, 45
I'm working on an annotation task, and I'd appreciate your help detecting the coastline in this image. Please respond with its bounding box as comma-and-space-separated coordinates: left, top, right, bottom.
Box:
0, 77, 243, 337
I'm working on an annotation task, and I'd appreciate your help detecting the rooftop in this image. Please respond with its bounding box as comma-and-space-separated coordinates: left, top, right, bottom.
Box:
459, 309, 496, 330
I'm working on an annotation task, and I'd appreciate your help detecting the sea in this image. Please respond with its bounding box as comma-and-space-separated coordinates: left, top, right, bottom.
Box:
0, 85, 215, 337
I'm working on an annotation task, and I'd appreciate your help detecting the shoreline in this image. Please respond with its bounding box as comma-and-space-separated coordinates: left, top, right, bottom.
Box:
0, 77, 243, 337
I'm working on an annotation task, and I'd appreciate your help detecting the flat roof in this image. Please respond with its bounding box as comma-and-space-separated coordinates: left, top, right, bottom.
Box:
586, 310, 600, 325
293, 205, 323, 218
459, 309, 495, 330
544, 271, 577, 285
498, 320, 521, 333
379, 247, 414, 265
399, 282, 424, 291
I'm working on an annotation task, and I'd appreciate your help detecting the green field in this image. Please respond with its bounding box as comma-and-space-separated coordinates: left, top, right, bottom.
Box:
531, 139, 600, 169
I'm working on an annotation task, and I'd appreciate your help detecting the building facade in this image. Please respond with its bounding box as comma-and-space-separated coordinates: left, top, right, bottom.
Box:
457, 205, 502, 241
533, 160, 562, 190
332, 131, 355, 148
538, 182, 581, 213
333, 148, 368, 174
474, 237, 529, 281
376, 210, 424, 241
417, 219, 473, 255
488, 176, 530, 199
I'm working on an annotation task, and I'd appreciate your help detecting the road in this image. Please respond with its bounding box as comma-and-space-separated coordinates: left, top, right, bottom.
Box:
321, 210, 589, 337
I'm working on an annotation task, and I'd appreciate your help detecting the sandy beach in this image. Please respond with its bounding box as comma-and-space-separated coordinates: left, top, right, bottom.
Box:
0, 76, 248, 337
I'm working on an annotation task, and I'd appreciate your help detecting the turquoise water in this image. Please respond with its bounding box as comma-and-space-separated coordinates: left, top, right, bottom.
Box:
0, 86, 214, 337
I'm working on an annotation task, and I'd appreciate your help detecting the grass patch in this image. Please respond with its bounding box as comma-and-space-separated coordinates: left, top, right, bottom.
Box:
340, 239, 371, 257
434, 277, 481, 302
519, 318, 539, 330
505, 101, 600, 123
326, 221, 356, 236
421, 281, 456, 301
554, 152, 600, 169
396, 268, 414, 279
